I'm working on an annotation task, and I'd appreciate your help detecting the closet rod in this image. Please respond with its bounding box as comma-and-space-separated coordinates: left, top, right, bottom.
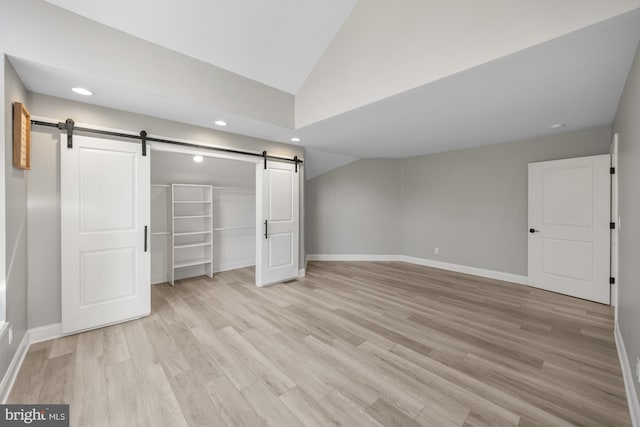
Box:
30, 119, 304, 166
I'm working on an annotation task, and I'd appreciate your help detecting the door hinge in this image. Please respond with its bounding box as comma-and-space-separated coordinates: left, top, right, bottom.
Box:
140, 130, 147, 156
610, 277, 615, 285
610, 222, 616, 229
610, 167, 615, 174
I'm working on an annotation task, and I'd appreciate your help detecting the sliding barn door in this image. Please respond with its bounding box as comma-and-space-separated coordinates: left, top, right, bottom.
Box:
61, 135, 150, 334
256, 160, 299, 287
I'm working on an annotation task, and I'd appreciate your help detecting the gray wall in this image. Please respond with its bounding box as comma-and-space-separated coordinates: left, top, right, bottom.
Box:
306, 127, 611, 276
151, 151, 255, 187
27, 93, 304, 329
306, 158, 401, 255
401, 127, 612, 275
0, 58, 29, 381
613, 40, 640, 406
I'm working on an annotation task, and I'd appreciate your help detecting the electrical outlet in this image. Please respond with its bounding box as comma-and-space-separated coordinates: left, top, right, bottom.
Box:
636, 358, 640, 384
434, 248, 439, 255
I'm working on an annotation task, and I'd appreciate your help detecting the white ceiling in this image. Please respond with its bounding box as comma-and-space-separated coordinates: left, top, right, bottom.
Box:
6, 1, 640, 167
296, 9, 640, 157
42, 0, 357, 94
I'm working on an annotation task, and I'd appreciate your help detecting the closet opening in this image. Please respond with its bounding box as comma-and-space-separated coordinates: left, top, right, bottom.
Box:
150, 146, 257, 287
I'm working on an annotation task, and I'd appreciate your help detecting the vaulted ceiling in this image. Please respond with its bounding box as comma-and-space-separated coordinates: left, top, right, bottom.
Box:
3, 0, 640, 176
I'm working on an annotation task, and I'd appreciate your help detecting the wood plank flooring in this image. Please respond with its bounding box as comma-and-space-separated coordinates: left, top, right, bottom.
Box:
9, 261, 630, 426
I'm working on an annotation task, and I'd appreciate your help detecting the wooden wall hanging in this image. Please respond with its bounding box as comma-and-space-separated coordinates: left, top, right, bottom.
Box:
13, 101, 31, 170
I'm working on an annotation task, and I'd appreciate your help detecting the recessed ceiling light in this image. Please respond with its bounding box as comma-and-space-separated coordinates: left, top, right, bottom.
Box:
551, 123, 566, 129
72, 87, 93, 96
290, 137, 301, 142
214, 120, 228, 126
193, 155, 204, 163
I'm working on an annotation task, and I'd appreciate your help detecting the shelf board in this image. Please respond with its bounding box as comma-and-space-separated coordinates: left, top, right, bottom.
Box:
174, 200, 211, 204
212, 186, 255, 192
173, 231, 212, 236
174, 215, 212, 219
151, 231, 171, 236
214, 226, 255, 231
172, 184, 212, 188
174, 242, 212, 249
174, 258, 212, 269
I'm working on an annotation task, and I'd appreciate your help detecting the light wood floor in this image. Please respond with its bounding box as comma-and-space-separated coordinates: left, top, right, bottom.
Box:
9, 261, 630, 426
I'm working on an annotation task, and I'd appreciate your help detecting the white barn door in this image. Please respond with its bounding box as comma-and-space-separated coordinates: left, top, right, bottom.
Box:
256, 160, 299, 287
61, 135, 150, 334
528, 155, 610, 304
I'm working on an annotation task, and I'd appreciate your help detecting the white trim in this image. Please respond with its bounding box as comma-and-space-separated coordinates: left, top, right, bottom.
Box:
615, 322, 640, 427
306, 254, 529, 285
0, 61, 6, 324
153, 260, 257, 285
611, 133, 620, 314
213, 260, 255, 273
0, 322, 62, 402
5, 218, 26, 289
298, 269, 305, 277
399, 255, 529, 285
151, 274, 168, 285
29, 323, 63, 344
0, 322, 8, 342
0, 332, 29, 403
307, 254, 402, 262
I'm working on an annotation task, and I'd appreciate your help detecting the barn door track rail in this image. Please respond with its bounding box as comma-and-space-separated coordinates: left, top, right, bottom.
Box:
30, 118, 303, 170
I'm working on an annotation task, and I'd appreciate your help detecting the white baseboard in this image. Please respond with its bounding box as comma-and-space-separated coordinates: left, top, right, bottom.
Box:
615, 323, 640, 427
0, 322, 63, 402
399, 255, 529, 285
153, 259, 257, 285
307, 254, 402, 262
29, 323, 63, 344
306, 253, 528, 286
298, 269, 305, 277
0, 332, 30, 403
213, 260, 255, 273
151, 273, 168, 285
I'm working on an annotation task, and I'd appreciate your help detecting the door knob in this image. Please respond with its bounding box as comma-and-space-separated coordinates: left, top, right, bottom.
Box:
529, 228, 539, 233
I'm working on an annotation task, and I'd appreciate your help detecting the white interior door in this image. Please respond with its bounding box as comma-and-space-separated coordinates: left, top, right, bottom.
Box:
61, 135, 150, 334
256, 160, 299, 287
528, 155, 610, 304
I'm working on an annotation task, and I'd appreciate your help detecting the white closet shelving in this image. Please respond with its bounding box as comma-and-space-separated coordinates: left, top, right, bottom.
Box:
170, 184, 213, 286
211, 186, 256, 272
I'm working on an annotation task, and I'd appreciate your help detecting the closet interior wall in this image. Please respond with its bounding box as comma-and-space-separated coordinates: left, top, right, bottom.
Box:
151, 150, 256, 284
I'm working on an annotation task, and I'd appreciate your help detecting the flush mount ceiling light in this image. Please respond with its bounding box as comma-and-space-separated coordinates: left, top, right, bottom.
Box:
214, 120, 228, 126
72, 87, 93, 96
290, 137, 301, 142
550, 123, 566, 129
193, 155, 204, 163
